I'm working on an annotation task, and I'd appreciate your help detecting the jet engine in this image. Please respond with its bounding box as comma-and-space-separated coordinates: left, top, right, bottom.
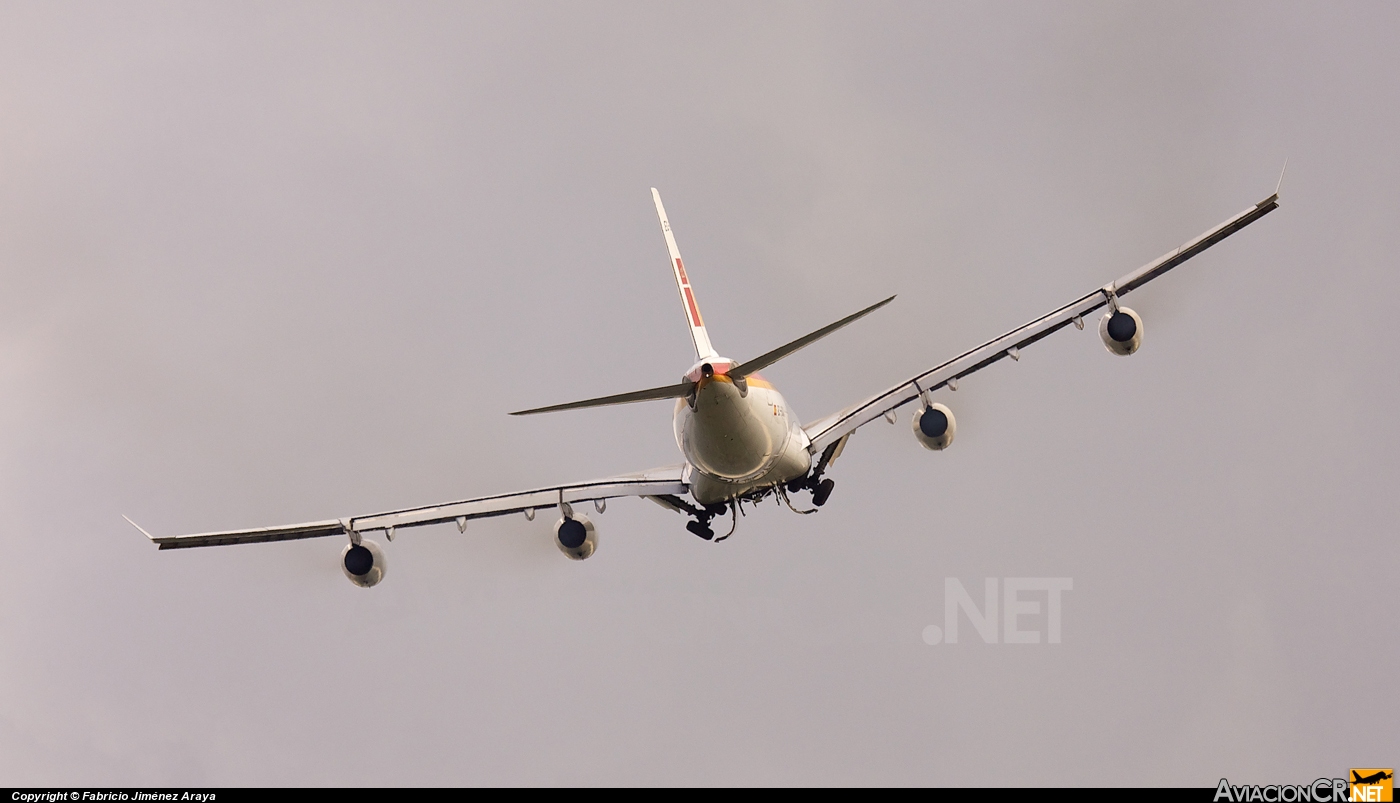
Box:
911, 402, 956, 451
340, 539, 386, 588
555, 513, 598, 560
1099, 307, 1143, 356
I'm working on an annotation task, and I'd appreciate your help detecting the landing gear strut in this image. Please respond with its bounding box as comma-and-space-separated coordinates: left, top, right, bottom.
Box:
683, 502, 729, 540
786, 473, 835, 507
654, 494, 729, 540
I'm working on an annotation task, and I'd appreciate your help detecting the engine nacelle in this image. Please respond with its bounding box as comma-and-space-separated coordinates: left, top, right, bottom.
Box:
912, 402, 956, 451
341, 539, 386, 588
1099, 307, 1143, 356
554, 514, 598, 560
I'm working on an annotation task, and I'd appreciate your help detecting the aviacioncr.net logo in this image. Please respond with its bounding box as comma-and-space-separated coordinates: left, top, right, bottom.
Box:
1214, 773, 1393, 803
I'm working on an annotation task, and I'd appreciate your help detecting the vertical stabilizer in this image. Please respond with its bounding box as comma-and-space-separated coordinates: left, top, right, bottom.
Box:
652, 189, 718, 360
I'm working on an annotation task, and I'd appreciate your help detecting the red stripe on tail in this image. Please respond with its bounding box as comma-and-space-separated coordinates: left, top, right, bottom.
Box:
683, 287, 704, 327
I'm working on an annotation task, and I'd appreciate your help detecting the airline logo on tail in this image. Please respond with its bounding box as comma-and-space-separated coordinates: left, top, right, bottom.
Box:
676, 258, 703, 327
652, 188, 715, 359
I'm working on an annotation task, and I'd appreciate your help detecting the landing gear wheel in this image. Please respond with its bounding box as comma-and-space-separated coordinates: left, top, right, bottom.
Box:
685, 520, 715, 540
812, 478, 835, 507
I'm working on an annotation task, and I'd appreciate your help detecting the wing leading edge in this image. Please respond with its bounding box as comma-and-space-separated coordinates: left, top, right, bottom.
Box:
135, 466, 688, 550
803, 191, 1280, 456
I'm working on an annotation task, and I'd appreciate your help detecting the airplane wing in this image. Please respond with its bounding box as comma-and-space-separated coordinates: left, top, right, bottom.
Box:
134, 465, 688, 549
802, 190, 1281, 458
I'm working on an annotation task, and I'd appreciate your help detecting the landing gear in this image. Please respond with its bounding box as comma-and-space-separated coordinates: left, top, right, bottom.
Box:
653, 494, 728, 540
683, 503, 731, 540
786, 471, 835, 508
686, 520, 715, 540
660, 476, 832, 540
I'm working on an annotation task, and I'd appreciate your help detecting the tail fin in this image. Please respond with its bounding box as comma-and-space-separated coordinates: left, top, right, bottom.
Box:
652, 189, 718, 360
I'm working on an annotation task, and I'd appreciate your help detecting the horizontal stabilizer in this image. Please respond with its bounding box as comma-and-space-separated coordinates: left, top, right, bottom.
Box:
730, 295, 895, 378
509, 380, 694, 416
511, 296, 895, 416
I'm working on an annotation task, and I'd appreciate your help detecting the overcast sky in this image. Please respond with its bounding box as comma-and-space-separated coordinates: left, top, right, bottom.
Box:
1, 1, 1396, 786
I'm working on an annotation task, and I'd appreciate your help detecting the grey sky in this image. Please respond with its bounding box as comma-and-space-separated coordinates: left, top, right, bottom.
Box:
0, 1, 1395, 785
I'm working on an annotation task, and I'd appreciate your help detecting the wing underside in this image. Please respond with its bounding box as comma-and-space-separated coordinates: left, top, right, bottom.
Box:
139, 189, 1278, 550
142, 466, 688, 549
803, 191, 1280, 456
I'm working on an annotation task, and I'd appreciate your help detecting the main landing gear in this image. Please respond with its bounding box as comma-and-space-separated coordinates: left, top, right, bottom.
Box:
686, 502, 733, 541
685, 519, 716, 540
786, 474, 835, 507
656, 471, 836, 542
658, 497, 729, 541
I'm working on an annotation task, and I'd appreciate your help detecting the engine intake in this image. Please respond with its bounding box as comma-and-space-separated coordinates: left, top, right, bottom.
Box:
912, 402, 956, 451
555, 513, 598, 560
341, 539, 386, 587
1099, 307, 1143, 356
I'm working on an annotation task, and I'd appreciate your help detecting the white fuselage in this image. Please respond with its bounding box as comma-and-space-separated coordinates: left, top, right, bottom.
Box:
673, 367, 812, 506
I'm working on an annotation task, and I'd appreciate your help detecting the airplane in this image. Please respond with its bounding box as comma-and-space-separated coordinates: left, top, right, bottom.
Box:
126, 182, 1281, 587
1353, 771, 1393, 785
